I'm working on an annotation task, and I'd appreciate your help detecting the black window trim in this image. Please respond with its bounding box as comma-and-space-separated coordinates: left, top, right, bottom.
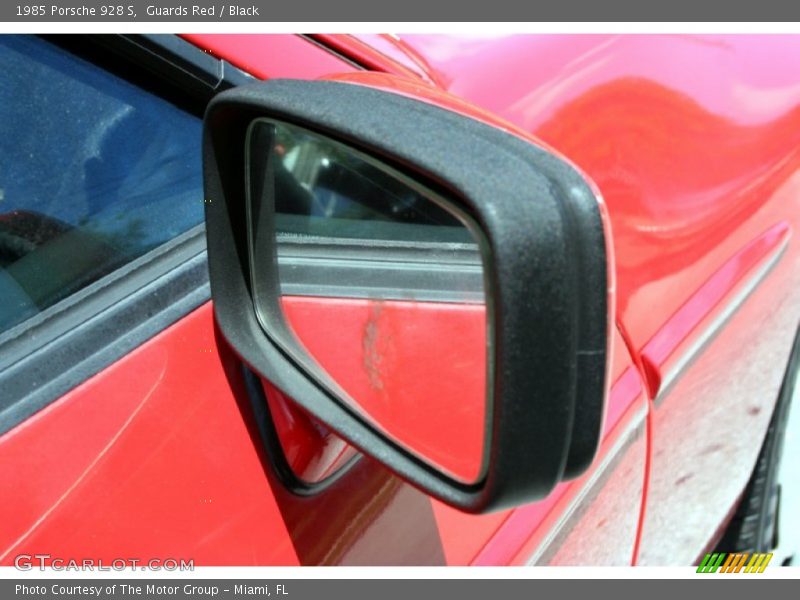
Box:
0, 34, 253, 436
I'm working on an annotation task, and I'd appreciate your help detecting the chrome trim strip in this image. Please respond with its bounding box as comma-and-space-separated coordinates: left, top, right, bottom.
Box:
655, 238, 788, 406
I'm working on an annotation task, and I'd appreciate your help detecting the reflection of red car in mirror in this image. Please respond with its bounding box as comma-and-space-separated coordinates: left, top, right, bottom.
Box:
0, 33, 798, 566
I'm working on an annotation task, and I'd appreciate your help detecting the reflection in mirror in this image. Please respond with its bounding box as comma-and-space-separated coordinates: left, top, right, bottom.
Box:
246, 118, 490, 484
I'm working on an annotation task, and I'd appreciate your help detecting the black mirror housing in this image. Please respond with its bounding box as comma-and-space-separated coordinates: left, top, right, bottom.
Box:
203, 79, 611, 513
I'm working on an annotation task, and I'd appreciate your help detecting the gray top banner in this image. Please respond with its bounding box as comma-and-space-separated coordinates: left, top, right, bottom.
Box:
3, 0, 800, 22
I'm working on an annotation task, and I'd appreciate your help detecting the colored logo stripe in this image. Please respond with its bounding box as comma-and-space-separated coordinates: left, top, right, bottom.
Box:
697, 553, 726, 573
697, 553, 773, 573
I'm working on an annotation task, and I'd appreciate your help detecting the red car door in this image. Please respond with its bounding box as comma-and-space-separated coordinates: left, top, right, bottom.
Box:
0, 33, 648, 566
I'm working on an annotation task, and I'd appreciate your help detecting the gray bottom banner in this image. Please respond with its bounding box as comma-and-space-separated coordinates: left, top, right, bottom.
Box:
2, 579, 791, 600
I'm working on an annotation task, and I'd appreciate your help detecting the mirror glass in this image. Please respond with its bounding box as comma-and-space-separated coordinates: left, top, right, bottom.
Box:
246, 118, 491, 484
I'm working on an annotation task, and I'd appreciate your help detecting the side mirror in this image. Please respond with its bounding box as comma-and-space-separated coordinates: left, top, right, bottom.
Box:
203, 79, 611, 513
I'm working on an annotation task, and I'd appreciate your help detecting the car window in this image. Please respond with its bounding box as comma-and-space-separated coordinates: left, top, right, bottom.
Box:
0, 35, 203, 333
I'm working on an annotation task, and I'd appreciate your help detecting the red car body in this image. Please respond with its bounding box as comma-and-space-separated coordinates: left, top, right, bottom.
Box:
1, 33, 799, 566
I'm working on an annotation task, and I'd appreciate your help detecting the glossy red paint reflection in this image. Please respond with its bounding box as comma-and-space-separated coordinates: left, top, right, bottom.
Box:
311, 34, 439, 85
4, 32, 799, 567
397, 34, 800, 562
0, 304, 455, 565
397, 35, 800, 356
281, 296, 487, 484
181, 34, 355, 81
0, 305, 299, 565
640, 222, 791, 395
0, 33, 640, 566
261, 379, 359, 484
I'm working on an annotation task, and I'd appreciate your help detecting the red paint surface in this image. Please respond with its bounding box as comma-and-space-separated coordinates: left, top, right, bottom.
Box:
181, 34, 356, 81
640, 222, 790, 395
397, 34, 800, 562
310, 34, 439, 84
282, 296, 487, 484
0, 306, 301, 565
2, 33, 799, 565
262, 380, 359, 484
397, 34, 800, 358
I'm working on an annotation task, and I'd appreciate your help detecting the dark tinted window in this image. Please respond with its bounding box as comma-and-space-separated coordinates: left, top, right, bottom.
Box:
0, 35, 203, 333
